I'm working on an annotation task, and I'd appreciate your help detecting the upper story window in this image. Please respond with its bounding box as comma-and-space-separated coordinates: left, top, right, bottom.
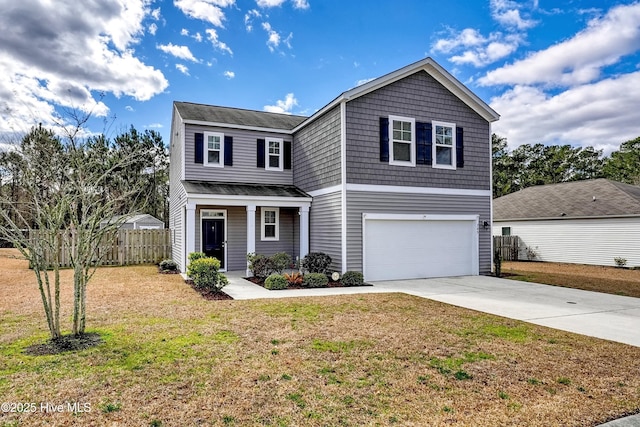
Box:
261, 207, 279, 241
389, 115, 415, 167
432, 121, 456, 170
266, 138, 283, 171
204, 131, 224, 167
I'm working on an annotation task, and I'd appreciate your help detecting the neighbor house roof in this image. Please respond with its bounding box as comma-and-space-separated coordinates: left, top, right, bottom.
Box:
182, 181, 311, 199
493, 179, 640, 221
101, 213, 163, 225
174, 101, 308, 132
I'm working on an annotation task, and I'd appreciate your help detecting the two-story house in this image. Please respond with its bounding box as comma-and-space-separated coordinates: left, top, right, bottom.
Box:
169, 57, 499, 281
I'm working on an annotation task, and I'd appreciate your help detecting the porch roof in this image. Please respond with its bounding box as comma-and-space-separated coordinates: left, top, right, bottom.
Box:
182, 181, 311, 199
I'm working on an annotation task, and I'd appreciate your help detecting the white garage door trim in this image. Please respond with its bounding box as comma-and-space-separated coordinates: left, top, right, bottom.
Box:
362, 213, 479, 281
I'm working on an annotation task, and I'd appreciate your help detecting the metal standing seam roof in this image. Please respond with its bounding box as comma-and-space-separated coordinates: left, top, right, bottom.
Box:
174, 101, 308, 130
182, 181, 311, 199
493, 179, 640, 220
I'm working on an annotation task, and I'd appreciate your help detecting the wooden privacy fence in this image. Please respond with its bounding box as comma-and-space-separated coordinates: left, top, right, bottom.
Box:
30, 229, 172, 268
493, 235, 519, 261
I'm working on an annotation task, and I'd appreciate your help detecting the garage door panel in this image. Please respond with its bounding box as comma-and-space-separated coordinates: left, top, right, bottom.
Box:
364, 217, 476, 281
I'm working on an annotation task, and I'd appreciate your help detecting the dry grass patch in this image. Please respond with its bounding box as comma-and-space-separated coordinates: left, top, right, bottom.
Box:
504, 261, 640, 298
1, 249, 639, 426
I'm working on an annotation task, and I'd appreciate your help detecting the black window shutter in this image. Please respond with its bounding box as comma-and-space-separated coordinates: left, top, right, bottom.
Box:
379, 117, 389, 162
416, 122, 432, 165
257, 139, 265, 168
194, 133, 204, 164
456, 127, 464, 168
224, 136, 233, 166
284, 140, 292, 170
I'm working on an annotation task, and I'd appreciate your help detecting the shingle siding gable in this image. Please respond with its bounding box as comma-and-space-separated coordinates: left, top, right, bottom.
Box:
293, 105, 342, 192
344, 71, 490, 190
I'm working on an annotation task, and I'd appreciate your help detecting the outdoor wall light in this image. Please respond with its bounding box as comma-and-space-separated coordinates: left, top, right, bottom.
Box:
482, 220, 490, 229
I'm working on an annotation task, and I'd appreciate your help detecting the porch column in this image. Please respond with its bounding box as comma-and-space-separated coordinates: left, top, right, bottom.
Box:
299, 205, 310, 262
246, 205, 256, 276
185, 203, 196, 270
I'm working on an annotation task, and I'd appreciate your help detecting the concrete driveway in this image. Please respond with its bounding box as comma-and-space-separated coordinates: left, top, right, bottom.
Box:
225, 272, 640, 347
372, 275, 640, 348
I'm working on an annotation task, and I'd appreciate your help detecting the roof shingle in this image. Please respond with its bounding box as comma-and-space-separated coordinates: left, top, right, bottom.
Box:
493, 179, 640, 220
174, 101, 308, 130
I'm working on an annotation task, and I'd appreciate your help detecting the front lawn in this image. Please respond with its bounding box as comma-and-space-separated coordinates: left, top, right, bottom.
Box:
1, 249, 639, 426
503, 261, 640, 298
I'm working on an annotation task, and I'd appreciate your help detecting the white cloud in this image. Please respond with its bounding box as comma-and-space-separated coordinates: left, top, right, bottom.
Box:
262, 22, 292, 53
205, 29, 233, 55
355, 77, 375, 87
181, 28, 190, 36
147, 123, 163, 128
244, 9, 261, 32
174, 0, 235, 27
157, 43, 199, 62
480, 2, 640, 87
125, 106, 135, 112
256, 0, 309, 8
264, 93, 298, 114
151, 7, 161, 20
148, 23, 158, 35
223, 70, 235, 79
0, 0, 167, 136
490, 71, 640, 154
490, 0, 537, 30
175, 64, 190, 75
257, 0, 285, 7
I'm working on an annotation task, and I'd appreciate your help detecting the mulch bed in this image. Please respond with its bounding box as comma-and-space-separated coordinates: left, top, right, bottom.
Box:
184, 278, 234, 300
24, 332, 103, 356
245, 276, 372, 290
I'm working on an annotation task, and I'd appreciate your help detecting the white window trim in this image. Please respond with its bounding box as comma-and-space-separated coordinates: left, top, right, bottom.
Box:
388, 115, 416, 167
265, 137, 284, 171
432, 121, 456, 170
204, 131, 224, 168
261, 207, 280, 241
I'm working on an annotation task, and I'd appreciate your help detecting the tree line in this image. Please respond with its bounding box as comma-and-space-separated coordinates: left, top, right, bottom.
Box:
492, 134, 640, 198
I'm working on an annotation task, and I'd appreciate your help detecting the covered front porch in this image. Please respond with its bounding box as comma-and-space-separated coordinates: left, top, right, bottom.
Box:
182, 181, 312, 275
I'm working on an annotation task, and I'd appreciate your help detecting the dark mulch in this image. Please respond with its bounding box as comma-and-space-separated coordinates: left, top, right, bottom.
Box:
245, 276, 373, 290
185, 279, 234, 300
24, 332, 103, 356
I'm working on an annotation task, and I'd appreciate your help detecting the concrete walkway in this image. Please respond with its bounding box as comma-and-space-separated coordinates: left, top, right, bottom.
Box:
223, 272, 640, 426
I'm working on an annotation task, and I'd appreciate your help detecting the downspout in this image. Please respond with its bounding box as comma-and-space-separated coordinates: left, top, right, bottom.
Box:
489, 123, 494, 274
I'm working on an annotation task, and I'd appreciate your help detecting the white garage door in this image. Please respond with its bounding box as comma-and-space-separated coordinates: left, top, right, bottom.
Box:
363, 214, 479, 281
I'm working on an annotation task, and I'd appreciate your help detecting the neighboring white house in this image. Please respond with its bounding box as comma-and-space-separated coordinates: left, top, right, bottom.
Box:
100, 214, 165, 230
493, 179, 640, 267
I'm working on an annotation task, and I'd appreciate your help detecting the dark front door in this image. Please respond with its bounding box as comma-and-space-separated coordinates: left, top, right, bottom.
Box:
202, 218, 225, 269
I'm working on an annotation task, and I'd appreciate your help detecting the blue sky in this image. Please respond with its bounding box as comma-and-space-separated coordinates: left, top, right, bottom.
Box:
1, 0, 639, 155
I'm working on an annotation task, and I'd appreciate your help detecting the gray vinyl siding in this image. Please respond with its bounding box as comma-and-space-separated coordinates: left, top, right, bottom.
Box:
293, 105, 342, 192
493, 217, 640, 267
346, 191, 492, 274
169, 106, 187, 271
184, 124, 293, 185
345, 71, 490, 190
255, 207, 299, 263
309, 191, 342, 271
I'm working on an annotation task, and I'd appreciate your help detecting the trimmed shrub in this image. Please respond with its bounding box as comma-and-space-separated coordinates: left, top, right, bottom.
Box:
247, 253, 276, 280
303, 272, 329, 288
271, 252, 293, 274
159, 259, 179, 272
188, 252, 207, 264
301, 252, 332, 274
341, 271, 364, 287
188, 257, 228, 292
264, 273, 288, 290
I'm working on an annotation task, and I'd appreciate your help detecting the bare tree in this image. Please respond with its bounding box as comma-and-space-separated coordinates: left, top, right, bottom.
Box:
0, 120, 158, 339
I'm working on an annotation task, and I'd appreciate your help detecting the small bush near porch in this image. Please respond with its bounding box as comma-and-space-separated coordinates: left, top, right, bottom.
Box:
1, 248, 639, 426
